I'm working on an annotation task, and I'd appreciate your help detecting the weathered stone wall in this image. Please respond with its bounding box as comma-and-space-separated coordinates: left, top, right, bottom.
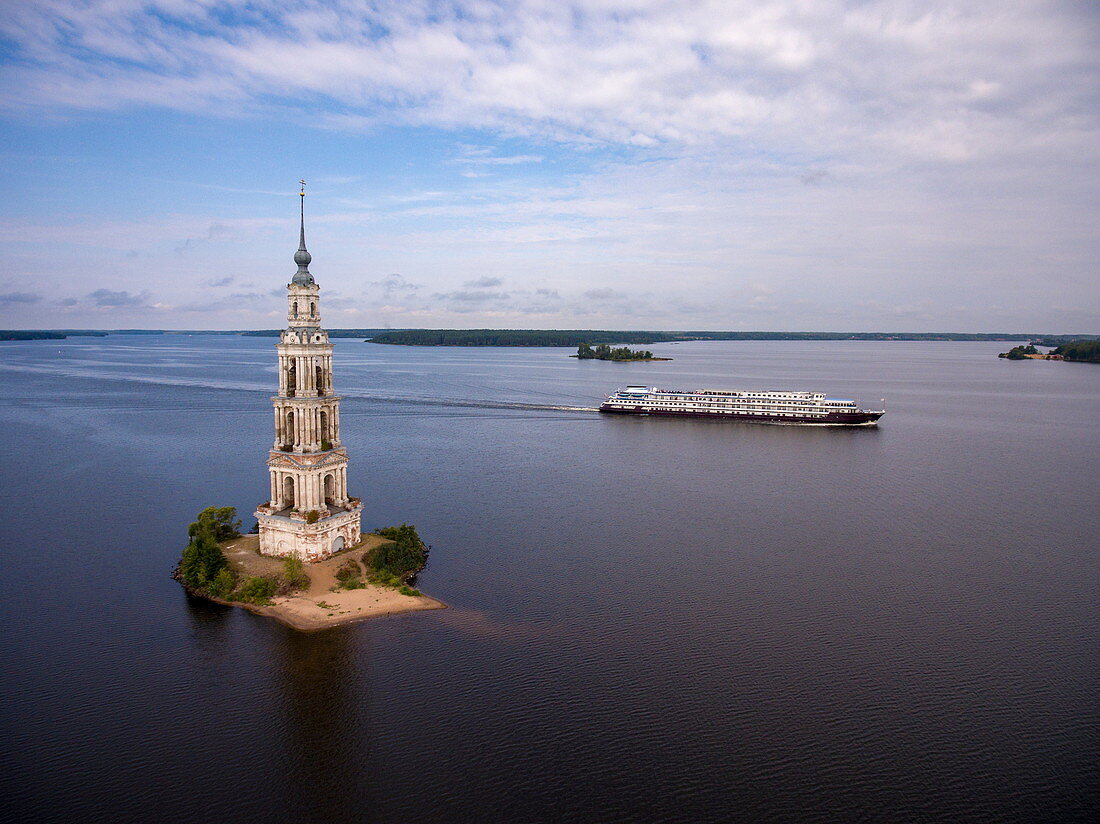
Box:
257, 506, 362, 562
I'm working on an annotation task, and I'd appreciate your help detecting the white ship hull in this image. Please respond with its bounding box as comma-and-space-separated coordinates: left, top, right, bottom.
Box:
599, 386, 884, 426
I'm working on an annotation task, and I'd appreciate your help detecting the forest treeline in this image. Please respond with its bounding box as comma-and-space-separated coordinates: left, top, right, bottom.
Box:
366, 329, 1082, 347
1053, 339, 1100, 363
370, 329, 673, 346
241, 329, 394, 338
0, 330, 108, 340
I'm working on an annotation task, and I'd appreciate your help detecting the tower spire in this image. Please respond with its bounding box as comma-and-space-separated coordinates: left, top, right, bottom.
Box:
292, 178, 314, 285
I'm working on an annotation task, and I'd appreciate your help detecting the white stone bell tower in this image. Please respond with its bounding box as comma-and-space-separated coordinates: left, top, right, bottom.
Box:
254, 180, 362, 561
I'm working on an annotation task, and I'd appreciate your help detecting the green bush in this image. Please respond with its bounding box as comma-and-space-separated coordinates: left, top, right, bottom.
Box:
280, 556, 310, 592
334, 559, 364, 589
399, 586, 421, 597
236, 576, 278, 605
179, 531, 227, 589
335, 559, 360, 581
367, 523, 427, 581
368, 572, 401, 588
207, 567, 237, 599
305, 510, 320, 524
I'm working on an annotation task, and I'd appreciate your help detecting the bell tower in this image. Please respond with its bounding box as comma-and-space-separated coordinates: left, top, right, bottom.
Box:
255, 180, 362, 561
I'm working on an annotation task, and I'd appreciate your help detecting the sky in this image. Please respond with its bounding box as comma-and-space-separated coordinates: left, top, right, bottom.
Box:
0, 0, 1097, 332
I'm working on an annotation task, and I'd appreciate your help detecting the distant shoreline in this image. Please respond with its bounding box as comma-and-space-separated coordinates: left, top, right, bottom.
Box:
5, 328, 1098, 344
364, 330, 1099, 347
8, 325, 1100, 343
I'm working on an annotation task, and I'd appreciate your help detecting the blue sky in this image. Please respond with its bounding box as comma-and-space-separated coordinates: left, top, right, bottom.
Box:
1, 0, 1097, 331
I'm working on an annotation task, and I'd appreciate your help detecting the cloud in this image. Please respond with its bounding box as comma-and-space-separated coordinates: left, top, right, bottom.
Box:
456, 154, 544, 166
434, 288, 510, 304
205, 276, 235, 287
799, 169, 828, 186
465, 276, 502, 288
176, 222, 234, 254
178, 291, 269, 312
0, 2, 1096, 331
88, 288, 148, 307
1, 0, 1094, 167
370, 274, 421, 296
0, 292, 42, 304
582, 288, 622, 301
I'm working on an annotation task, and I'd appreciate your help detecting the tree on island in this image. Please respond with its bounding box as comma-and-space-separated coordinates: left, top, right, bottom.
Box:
179, 506, 241, 596
367, 523, 428, 582
187, 506, 242, 542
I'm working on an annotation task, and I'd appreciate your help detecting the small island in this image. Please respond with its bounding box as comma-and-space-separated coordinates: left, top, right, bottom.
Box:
998, 344, 1051, 360
176, 506, 444, 631
999, 339, 1100, 363
178, 186, 442, 631
573, 342, 672, 362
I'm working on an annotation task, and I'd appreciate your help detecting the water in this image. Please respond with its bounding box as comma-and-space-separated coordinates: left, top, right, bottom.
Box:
0, 336, 1096, 822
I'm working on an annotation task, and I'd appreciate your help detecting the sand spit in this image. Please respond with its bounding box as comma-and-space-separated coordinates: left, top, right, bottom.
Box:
207, 534, 446, 631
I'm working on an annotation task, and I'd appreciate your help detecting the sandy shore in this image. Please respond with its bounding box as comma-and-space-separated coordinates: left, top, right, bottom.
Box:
214, 534, 446, 631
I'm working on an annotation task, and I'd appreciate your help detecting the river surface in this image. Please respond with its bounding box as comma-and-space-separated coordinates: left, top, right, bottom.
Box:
0, 336, 1096, 822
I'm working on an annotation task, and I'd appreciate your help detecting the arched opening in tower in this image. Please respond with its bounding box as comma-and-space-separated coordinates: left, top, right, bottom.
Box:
287, 363, 297, 397
324, 473, 335, 506
285, 410, 294, 446
283, 475, 295, 509
316, 364, 324, 394
292, 300, 298, 318
310, 301, 316, 316
320, 409, 329, 444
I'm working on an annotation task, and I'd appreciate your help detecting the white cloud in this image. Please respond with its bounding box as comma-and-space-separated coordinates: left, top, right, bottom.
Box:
0, 1, 1097, 330
1, 0, 1094, 164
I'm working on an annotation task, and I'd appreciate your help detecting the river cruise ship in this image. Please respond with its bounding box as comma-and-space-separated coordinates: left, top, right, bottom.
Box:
600, 385, 884, 426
